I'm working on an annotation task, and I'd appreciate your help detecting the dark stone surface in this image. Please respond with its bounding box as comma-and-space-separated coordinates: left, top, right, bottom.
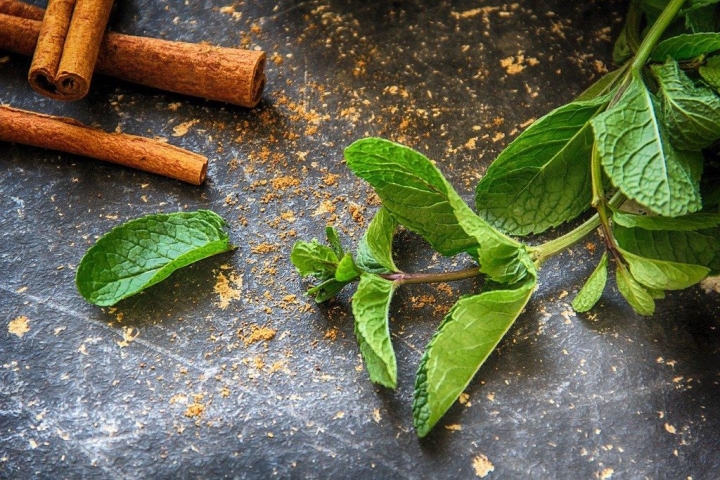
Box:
1, 1, 719, 478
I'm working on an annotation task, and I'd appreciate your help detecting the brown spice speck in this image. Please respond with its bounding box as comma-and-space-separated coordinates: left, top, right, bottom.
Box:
8, 316, 30, 337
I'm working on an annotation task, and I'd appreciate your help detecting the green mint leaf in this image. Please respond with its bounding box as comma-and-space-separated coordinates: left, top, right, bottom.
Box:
572, 252, 609, 313
612, 209, 720, 230
613, 218, 720, 274
591, 75, 703, 217
344, 138, 478, 256
351, 274, 397, 388
616, 263, 656, 316
475, 95, 609, 235
652, 59, 720, 150
335, 253, 361, 282
412, 271, 536, 437
356, 207, 399, 274
619, 246, 710, 290
683, 3, 719, 33
326, 227, 344, 259
345, 138, 526, 283
307, 278, 349, 303
699, 55, 720, 91
290, 239, 339, 279
76, 210, 232, 306
651, 32, 720, 61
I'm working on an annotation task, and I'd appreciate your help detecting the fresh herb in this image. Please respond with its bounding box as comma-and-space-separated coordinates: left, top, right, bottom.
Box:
291, 0, 720, 437
76, 210, 233, 306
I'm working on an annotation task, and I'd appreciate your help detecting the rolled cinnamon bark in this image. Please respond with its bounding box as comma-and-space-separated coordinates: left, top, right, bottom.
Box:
0, 105, 208, 185
29, 0, 114, 101
0, 1, 266, 107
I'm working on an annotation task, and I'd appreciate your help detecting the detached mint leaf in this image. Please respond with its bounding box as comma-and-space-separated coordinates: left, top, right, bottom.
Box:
699, 56, 720, 91
572, 252, 609, 313
344, 138, 478, 256
356, 207, 399, 274
475, 95, 608, 235
619, 246, 710, 290
352, 274, 397, 388
652, 59, 720, 150
651, 33, 720, 61
291, 239, 339, 279
616, 264, 656, 316
412, 270, 536, 437
76, 210, 232, 306
591, 75, 703, 217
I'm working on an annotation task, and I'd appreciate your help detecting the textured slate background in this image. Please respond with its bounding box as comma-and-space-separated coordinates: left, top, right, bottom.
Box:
1, 0, 719, 478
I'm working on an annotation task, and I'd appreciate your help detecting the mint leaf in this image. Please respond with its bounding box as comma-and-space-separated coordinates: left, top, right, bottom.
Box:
619, 246, 710, 290
616, 263, 656, 316
291, 239, 340, 279
572, 252, 609, 312
335, 253, 361, 282
307, 278, 349, 303
76, 210, 232, 306
326, 227, 344, 259
651, 32, 720, 61
352, 274, 397, 388
612, 209, 720, 230
412, 271, 536, 437
475, 95, 608, 235
591, 75, 703, 217
344, 138, 527, 283
652, 59, 720, 150
344, 138, 478, 256
699, 55, 720, 90
356, 207, 399, 273
613, 216, 720, 274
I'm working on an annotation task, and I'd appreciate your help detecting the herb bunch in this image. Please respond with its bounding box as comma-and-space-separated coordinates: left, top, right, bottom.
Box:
291, 0, 720, 437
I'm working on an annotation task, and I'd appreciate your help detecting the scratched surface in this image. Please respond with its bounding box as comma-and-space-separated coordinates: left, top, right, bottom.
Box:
2, 0, 720, 478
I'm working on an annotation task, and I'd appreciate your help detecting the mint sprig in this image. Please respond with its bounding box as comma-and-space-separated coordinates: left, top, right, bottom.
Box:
292, 0, 720, 437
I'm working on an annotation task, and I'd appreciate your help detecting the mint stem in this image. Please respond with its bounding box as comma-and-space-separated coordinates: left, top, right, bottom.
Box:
630, 0, 684, 72
531, 193, 625, 266
380, 267, 481, 285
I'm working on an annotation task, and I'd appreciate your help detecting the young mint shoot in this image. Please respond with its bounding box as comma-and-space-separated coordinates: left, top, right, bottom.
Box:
291, 0, 720, 437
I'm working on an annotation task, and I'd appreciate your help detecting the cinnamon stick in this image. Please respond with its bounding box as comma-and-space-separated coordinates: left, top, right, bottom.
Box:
0, 1, 266, 107
29, 0, 113, 101
0, 105, 207, 185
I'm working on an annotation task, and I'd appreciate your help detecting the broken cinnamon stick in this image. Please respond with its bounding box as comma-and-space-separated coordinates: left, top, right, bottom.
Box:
0, 0, 266, 107
29, 0, 113, 101
0, 105, 207, 185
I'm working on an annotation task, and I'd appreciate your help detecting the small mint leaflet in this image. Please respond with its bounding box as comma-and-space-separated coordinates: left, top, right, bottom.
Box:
76, 210, 232, 307
572, 252, 609, 313
616, 264, 656, 316
290, 239, 339, 279
356, 207, 399, 273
